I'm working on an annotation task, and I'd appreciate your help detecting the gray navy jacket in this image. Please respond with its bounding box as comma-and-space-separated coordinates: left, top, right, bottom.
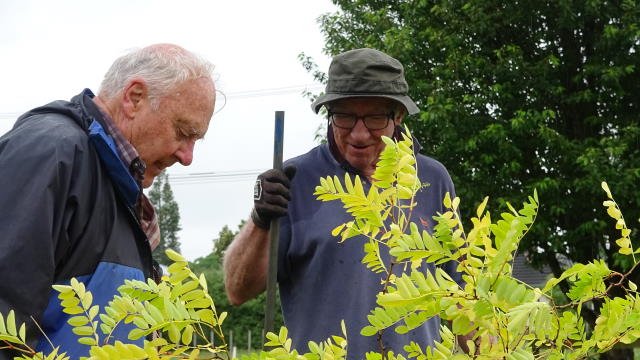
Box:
0, 89, 154, 359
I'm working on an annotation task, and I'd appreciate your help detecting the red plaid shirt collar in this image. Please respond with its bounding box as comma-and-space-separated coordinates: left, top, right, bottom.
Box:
99, 110, 161, 251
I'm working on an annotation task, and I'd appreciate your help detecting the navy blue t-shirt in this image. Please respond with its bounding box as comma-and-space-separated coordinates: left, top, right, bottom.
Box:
278, 143, 460, 359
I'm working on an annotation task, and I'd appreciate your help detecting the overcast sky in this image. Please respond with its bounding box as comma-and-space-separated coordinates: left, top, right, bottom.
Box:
0, 0, 335, 261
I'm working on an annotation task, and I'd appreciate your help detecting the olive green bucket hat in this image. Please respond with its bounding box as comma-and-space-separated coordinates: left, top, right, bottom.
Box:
311, 48, 420, 115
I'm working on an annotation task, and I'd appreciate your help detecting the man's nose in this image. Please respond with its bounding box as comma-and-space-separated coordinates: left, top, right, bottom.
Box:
350, 118, 371, 138
175, 140, 195, 166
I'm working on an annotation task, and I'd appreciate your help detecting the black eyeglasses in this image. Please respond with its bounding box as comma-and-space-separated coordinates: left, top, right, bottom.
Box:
328, 112, 395, 130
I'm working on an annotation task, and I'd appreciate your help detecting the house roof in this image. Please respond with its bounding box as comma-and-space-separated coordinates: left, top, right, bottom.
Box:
511, 253, 552, 288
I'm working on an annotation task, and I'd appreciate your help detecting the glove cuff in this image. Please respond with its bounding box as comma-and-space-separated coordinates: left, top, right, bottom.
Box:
251, 208, 271, 230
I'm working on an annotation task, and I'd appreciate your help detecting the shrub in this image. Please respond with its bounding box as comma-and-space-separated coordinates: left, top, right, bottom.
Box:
2, 127, 637, 360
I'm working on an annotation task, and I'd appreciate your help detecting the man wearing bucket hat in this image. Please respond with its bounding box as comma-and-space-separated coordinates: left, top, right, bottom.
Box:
224, 48, 461, 359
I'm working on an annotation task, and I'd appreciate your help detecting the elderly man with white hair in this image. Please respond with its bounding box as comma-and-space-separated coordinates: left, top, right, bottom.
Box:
0, 43, 216, 359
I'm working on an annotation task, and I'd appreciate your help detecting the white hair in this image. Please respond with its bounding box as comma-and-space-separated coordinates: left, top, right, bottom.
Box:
98, 44, 215, 109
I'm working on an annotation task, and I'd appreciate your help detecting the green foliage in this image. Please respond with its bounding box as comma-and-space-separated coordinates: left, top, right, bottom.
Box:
314, 0, 640, 295
3, 131, 638, 359
191, 253, 284, 352
247, 322, 347, 360
191, 222, 283, 352
149, 171, 182, 266
0, 310, 66, 360
263, 128, 640, 359
315, 126, 422, 274
0, 249, 228, 359
213, 221, 245, 259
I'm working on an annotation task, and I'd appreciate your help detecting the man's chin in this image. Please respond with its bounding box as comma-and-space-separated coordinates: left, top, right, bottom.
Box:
142, 172, 158, 188
143, 167, 167, 188
142, 177, 154, 188
345, 157, 375, 176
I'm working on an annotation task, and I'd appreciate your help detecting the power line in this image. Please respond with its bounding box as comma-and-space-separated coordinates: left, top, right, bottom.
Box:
167, 169, 264, 186
214, 84, 322, 113
0, 84, 324, 118
223, 84, 322, 99
0, 113, 22, 119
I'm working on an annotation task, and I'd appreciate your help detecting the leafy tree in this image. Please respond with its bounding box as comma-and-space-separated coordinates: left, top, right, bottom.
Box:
314, 0, 639, 334
191, 222, 282, 352
213, 225, 235, 259
265, 128, 640, 360
213, 220, 245, 258
148, 171, 182, 266
2, 133, 638, 360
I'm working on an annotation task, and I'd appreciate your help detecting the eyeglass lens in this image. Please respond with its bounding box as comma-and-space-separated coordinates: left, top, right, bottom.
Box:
330, 113, 392, 130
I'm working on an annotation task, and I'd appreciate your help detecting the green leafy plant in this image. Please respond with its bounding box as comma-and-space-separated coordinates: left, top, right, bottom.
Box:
0, 250, 228, 359
261, 126, 640, 359
3, 127, 638, 360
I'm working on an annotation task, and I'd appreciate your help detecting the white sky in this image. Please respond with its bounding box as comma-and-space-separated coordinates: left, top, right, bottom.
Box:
0, 0, 335, 261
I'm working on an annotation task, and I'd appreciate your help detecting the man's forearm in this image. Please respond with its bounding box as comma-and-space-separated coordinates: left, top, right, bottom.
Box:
223, 219, 271, 305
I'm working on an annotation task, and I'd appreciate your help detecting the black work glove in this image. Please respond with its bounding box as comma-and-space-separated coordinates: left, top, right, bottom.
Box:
251, 165, 297, 229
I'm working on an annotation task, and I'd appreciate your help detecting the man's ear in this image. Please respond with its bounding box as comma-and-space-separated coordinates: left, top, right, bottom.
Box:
122, 80, 148, 118
394, 107, 406, 124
